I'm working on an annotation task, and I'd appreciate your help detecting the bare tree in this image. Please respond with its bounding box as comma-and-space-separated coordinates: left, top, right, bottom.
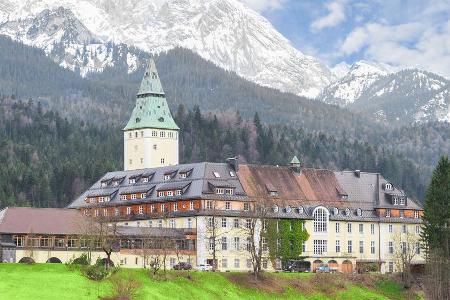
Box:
245, 198, 273, 279
391, 230, 420, 288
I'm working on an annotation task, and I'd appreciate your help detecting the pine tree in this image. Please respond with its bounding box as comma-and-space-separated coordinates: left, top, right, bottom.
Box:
421, 156, 450, 251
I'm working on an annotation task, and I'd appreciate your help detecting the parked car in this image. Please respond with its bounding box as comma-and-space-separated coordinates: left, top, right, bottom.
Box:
316, 264, 332, 273
283, 260, 311, 272
195, 264, 213, 271
173, 262, 192, 270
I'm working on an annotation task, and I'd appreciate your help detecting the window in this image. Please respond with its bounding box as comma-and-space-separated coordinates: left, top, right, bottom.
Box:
216, 188, 224, 195
160, 158, 165, 164
393, 196, 399, 205
142, 177, 149, 183
400, 210, 404, 218
169, 220, 176, 228
151, 205, 156, 213
120, 195, 127, 200
103, 208, 108, 216
359, 224, 364, 234
347, 223, 352, 233
357, 208, 362, 216
168, 132, 173, 138
148, 220, 153, 227
126, 207, 131, 215
128, 132, 132, 138
414, 211, 419, 218
388, 241, 394, 254
161, 204, 166, 212
158, 220, 163, 228
402, 225, 407, 233
189, 201, 194, 210
160, 131, 165, 138
225, 188, 234, 195
208, 217, 214, 228
115, 208, 119, 216
222, 258, 228, 268
138, 206, 144, 214
247, 259, 252, 269
158, 191, 164, 197
213, 172, 220, 178
140, 193, 146, 199
385, 183, 393, 190
101, 181, 107, 188
371, 224, 375, 235
129, 178, 136, 184
222, 218, 227, 228
415, 225, 420, 234
415, 242, 420, 254
336, 223, 340, 233
389, 224, 393, 233
386, 209, 391, 217
336, 240, 341, 253
234, 259, 240, 268
225, 202, 231, 210
221, 237, 228, 251
246, 219, 252, 229
131, 194, 137, 200
167, 191, 173, 197
68, 238, 77, 248
99, 197, 104, 203
302, 241, 306, 252
388, 262, 394, 273
244, 203, 249, 211
359, 241, 364, 254
234, 237, 240, 251
313, 240, 327, 255
94, 209, 99, 217
179, 173, 187, 179
173, 203, 178, 212
313, 207, 328, 232
135, 131, 138, 138
371, 241, 376, 254
401, 242, 407, 254
347, 240, 353, 253
206, 201, 213, 210
164, 174, 171, 180
230, 171, 236, 177
233, 219, 239, 228
209, 237, 214, 251
152, 130, 157, 137
262, 237, 268, 251
176, 190, 182, 196
399, 197, 405, 205
187, 218, 192, 228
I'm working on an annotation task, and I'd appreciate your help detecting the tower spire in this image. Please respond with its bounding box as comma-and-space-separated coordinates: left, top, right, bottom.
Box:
137, 59, 165, 97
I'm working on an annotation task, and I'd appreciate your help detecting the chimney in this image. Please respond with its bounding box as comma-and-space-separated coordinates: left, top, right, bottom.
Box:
354, 170, 361, 178
226, 157, 239, 172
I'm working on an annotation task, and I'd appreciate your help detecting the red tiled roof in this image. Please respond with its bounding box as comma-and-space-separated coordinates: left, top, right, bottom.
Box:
0, 207, 87, 235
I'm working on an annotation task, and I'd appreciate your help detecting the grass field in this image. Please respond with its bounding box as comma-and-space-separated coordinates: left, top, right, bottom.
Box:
0, 264, 422, 300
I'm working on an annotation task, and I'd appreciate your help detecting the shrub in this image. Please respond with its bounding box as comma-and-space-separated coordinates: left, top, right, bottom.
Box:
73, 253, 90, 266
84, 265, 110, 281
101, 275, 142, 300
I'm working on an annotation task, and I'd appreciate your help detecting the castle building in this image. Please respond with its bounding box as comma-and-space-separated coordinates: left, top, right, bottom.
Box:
123, 59, 179, 171
0, 60, 425, 274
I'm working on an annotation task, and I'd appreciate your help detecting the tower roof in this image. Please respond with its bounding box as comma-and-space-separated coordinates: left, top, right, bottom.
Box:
124, 59, 179, 131
291, 156, 300, 164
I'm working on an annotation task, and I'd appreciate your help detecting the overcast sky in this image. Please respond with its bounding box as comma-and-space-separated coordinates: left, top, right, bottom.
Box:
240, 0, 450, 76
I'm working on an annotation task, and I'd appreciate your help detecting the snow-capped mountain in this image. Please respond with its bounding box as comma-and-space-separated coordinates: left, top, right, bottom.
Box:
0, 0, 332, 97
351, 69, 450, 124
320, 60, 395, 107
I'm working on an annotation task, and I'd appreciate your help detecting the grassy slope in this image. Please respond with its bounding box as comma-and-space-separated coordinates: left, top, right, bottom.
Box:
0, 264, 410, 300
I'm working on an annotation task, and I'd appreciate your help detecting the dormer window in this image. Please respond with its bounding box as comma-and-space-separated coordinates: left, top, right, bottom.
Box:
393, 196, 399, 205
229, 171, 235, 177
356, 208, 362, 217
142, 177, 149, 183
269, 191, 278, 197
386, 209, 391, 217
272, 205, 279, 213
167, 191, 174, 197
140, 193, 146, 199
98, 197, 104, 202
285, 206, 292, 213
101, 181, 108, 188
176, 190, 182, 196
298, 206, 304, 214
344, 208, 350, 216
120, 195, 127, 201
399, 197, 405, 205
129, 178, 136, 184
216, 188, 225, 195
213, 172, 220, 178
131, 194, 137, 200
164, 174, 171, 180
179, 173, 187, 179
112, 181, 119, 187
158, 191, 164, 197
104, 196, 110, 202
225, 188, 234, 195
385, 183, 393, 191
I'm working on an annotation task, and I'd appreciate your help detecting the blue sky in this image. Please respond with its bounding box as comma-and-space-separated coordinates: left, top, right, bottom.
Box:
240, 0, 450, 76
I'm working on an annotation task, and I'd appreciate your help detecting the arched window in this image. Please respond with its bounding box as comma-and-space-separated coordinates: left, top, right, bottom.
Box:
313, 207, 329, 233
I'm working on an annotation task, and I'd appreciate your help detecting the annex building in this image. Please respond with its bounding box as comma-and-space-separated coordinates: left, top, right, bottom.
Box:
0, 60, 425, 273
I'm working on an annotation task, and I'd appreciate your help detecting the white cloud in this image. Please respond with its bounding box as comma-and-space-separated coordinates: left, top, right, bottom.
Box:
311, 0, 347, 30
339, 20, 450, 77
239, 0, 287, 12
